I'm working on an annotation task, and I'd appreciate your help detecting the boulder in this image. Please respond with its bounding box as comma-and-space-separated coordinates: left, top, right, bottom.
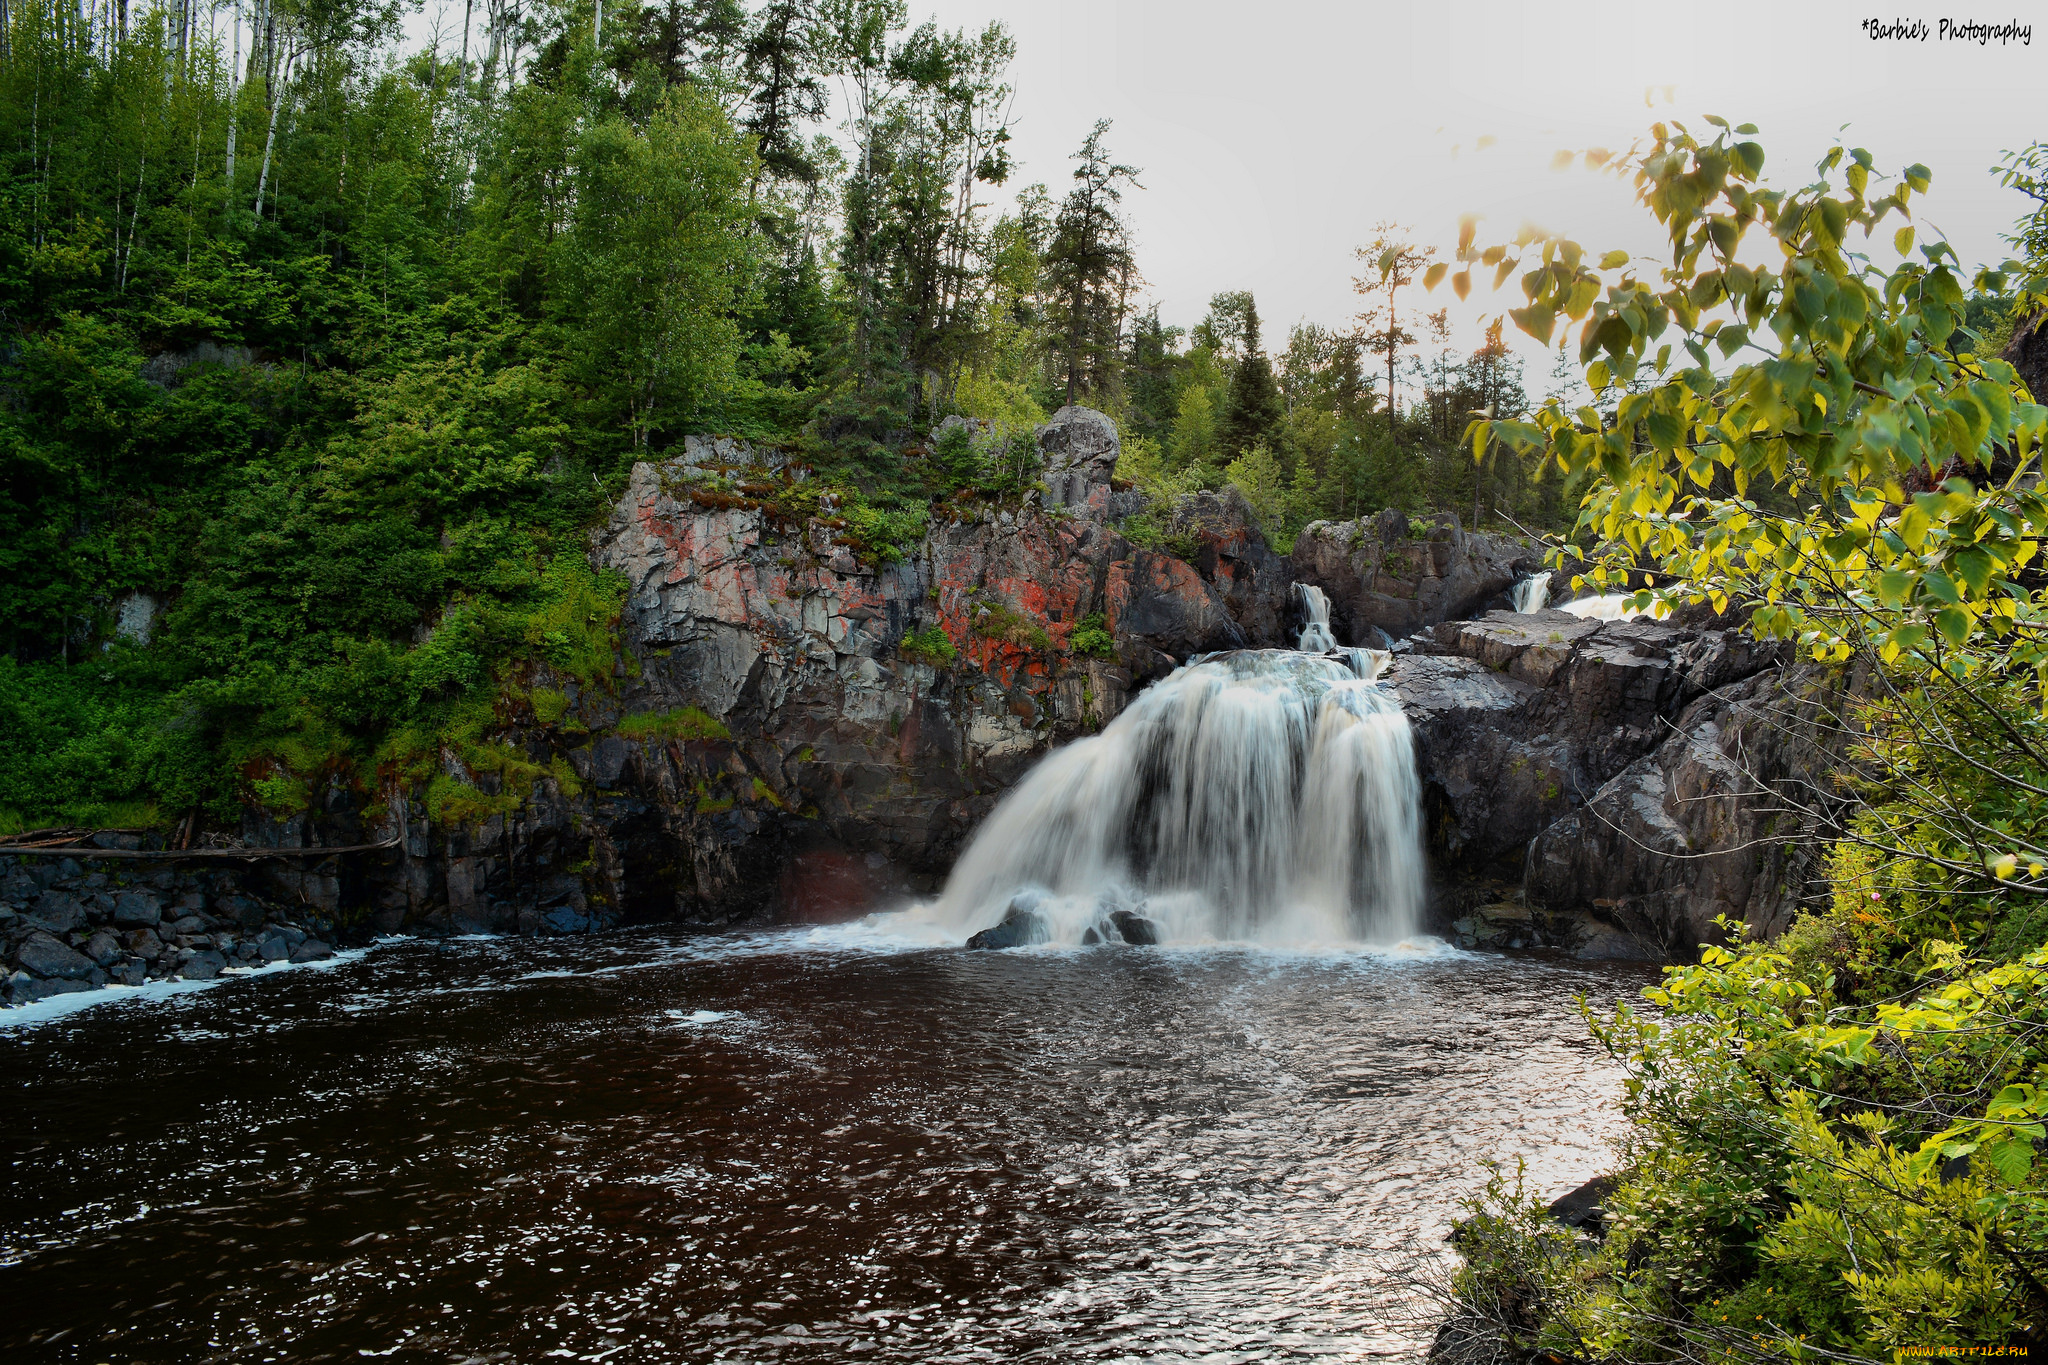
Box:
290, 939, 335, 963
84, 930, 122, 967
27, 891, 86, 934
1107, 909, 1160, 945
178, 949, 228, 981
112, 891, 162, 928
17, 932, 96, 981
1035, 406, 1120, 518
965, 894, 1052, 950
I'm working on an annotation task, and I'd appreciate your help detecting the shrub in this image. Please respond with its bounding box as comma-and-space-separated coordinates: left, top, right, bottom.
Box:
972, 601, 1051, 651
1069, 612, 1115, 659
898, 626, 957, 667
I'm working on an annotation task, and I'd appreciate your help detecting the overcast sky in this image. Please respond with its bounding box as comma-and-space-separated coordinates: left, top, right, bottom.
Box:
918, 0, 2048, 389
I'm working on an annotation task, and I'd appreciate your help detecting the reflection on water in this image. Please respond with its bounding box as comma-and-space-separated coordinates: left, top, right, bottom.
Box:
0, 928, 1651, 1362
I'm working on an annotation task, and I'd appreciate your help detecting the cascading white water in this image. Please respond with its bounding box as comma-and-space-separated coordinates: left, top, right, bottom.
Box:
1511, 572, 1552, 613
1559, 593, 1667, 621
899, 649, 1425, 949
1296, 583, 1340, 653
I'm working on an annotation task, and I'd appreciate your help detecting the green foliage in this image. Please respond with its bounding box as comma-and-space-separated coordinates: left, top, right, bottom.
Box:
1069, 612, 1114, 658
614, 706, 733, 743
1443, 119, 2048, 1358
971, 600, 1051, 652
897, 625, 957, 667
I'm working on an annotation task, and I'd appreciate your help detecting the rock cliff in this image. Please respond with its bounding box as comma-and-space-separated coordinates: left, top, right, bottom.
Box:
1385, 608, 1839, 956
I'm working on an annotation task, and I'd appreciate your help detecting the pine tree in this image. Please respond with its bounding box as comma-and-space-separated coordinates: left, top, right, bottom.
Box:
1220, 295, 1283, 459
1044, 120, 1140, 407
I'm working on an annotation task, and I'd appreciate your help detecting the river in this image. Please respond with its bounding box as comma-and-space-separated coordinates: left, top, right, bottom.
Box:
2, 927, 1650, 1362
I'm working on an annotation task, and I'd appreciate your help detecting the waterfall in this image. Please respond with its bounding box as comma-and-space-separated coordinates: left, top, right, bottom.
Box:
1511, 572, 1552, 613
915, 650, 1426, 948
1296, 583, 1340, 652
1560, 593, 1667, 621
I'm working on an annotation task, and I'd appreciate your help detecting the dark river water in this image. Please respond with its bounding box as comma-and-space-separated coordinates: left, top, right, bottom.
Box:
1, 928, 1652, 1362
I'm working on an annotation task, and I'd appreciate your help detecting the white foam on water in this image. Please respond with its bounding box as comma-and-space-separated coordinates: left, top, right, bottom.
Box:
667, 1009, 736, 1024
0, 939, 386, 1030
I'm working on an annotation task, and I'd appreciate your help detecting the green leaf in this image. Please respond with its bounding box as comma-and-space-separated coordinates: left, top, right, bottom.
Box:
1935, 606, 1972, 645
1645, 410, 1684, 451
1985, 1136, 2034, 1184
1600, 250, 1630, 270
1894, 224, 1915, 257
1953, 547, 1994, 597
1921, 569, 1959, 603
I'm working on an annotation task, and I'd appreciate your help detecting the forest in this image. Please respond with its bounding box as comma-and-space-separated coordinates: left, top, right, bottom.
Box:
0, 0, 1553, 835
15, 0, 2048, 1355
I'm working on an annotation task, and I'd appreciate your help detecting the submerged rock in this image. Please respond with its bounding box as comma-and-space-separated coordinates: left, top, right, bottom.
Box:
965, 893, 1052, 950
1107, 909, 1159, 945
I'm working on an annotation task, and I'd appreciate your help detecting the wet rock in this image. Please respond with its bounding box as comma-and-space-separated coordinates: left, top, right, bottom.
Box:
542, 906, 592, 934
1107, 909, 1159, 945
257, 935, 291, 963
8, 973, 95, 1005
165, 914, 206, 937
112, 891, 162, 928
18, 932, 96, 981
84, 930, 122, 967
124, 927, 163, 960
110, 958, 148, 986
289, 939, 335, 963
1547, 1173, 1620, 1234
178, 949, 229, 981
965, 894, 1052, 950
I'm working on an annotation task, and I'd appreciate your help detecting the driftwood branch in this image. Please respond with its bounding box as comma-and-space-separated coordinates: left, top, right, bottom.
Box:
0, 836, 401, 861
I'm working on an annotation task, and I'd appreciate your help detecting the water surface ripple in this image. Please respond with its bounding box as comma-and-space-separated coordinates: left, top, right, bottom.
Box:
1, 928, 1651, 1362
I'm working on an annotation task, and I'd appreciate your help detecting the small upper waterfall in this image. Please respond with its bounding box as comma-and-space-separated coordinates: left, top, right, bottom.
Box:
1511, 572, 1552, 613
1560, 593, 1665, 621
1296, 583, 1340, 652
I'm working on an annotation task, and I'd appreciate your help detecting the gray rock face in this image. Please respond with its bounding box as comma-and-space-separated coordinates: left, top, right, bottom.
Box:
1522, 664, 1847, 952
1290, 514, 1525, 642
18, 932, 96, 981
1035, 406, 1120, 518
1386, 606, 1814, 957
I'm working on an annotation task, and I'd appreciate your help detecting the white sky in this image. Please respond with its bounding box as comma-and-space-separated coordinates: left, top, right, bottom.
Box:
923, 0, 2048, 394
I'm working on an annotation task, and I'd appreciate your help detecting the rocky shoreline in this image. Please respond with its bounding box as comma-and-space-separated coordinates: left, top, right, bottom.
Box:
1, 405, 1838, 1009
2, 844, 340, 1008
